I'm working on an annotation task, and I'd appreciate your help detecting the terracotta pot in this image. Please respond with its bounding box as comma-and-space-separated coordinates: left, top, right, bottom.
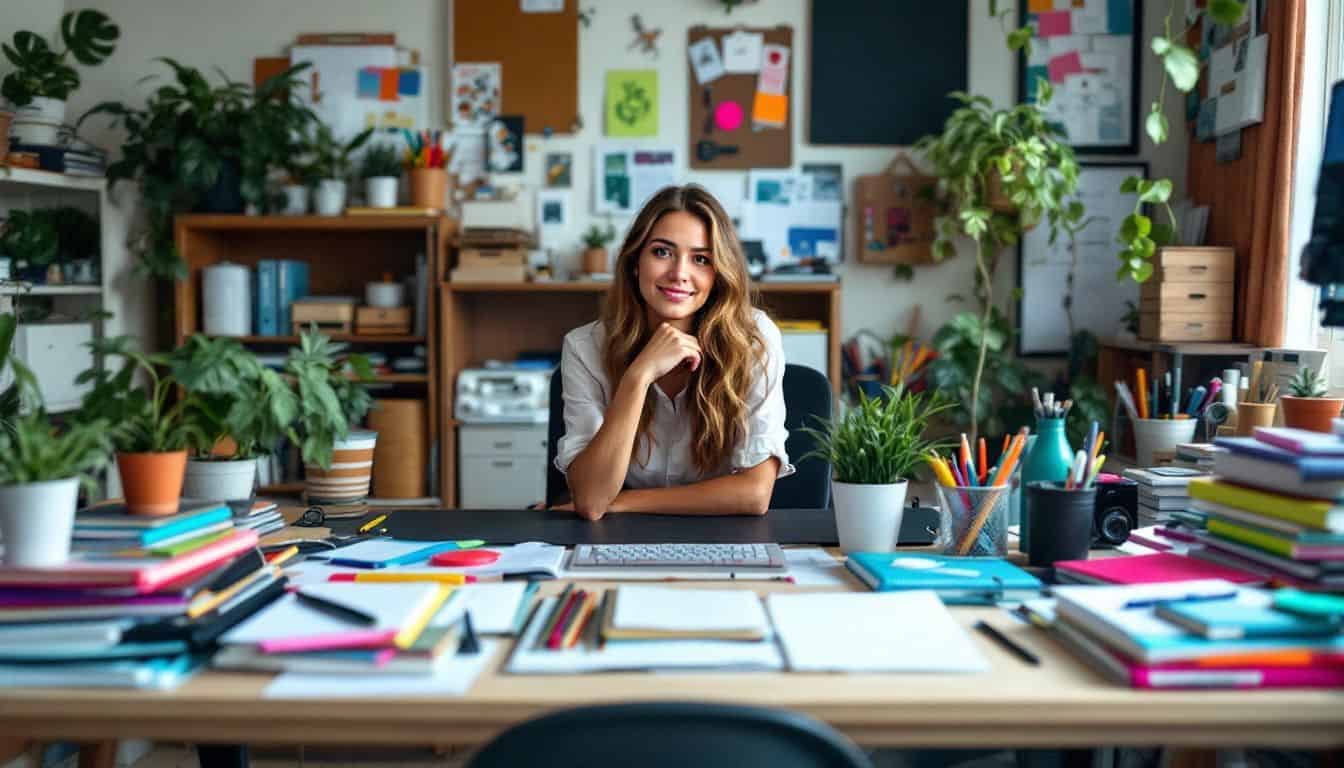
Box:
409, 167, 448, 212
304, 430, 378, 504
116, 451, 188, 516
582, 247, 608, 274
1233, 402, 1278, 437
1279, 396, 1344, 433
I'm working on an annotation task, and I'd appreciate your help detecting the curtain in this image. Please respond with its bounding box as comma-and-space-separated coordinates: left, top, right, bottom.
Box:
1185, 0, 1307, 346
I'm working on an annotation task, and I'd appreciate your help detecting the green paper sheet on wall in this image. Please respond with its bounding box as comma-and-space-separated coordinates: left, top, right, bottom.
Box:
605, 70, 658, 137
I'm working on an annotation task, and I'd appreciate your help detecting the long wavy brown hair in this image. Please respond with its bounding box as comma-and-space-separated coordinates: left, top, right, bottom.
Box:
601, 185, 764, 474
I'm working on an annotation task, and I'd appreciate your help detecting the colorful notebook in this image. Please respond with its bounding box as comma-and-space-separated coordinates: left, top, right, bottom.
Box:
1154, 598, 1341, 640
219, 582, 451, 652
1187, 477, 1344, 532
845, 554, 1041, 603
0, 529, 259, 593
1053, 552, 1264, 586
1252, 427, 1344, 456
1206, 518, 1344, 561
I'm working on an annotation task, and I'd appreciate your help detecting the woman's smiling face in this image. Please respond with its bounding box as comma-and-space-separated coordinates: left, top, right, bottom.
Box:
637, 210, 716, 331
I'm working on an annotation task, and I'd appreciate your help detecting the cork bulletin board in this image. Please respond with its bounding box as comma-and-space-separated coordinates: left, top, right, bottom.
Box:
686, 25, 793, 170
452, 0, 579, 136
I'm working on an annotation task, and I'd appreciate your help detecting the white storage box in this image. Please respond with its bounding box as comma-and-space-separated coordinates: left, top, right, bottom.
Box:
458, 424, 548, 509
461, 190, 535, 232
14, 322, 94, 411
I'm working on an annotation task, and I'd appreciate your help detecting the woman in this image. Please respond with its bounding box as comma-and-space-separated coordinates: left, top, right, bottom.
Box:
553, 184, 793, 520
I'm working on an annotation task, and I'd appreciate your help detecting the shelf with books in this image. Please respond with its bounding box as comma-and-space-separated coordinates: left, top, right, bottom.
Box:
216, 333, 426, 345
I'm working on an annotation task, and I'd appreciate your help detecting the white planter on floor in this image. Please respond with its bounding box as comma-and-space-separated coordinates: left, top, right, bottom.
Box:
182, 458, 257, 502
0, 477, 80, 566
831, 479, 908, 554
314, 179, 347, 216
281, 185, 310, 215
365, 177, 398, 208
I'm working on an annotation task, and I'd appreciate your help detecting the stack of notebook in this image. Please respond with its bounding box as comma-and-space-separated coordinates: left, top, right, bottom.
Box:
845, 553, 1042, 604
72, 501, 236, 554
1182, 428, 1344, 591
1173, 442, 1222, 472
1123, 467, 1209, 526
230, 500, 285, 536
0, 528, 269, 688
1047, 580, 1344, 688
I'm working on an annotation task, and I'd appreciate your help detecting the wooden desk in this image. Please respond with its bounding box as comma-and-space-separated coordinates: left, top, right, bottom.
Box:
3, 512, 1342, 751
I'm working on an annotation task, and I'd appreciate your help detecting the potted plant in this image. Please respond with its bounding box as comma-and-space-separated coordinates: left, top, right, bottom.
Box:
360, 143, 403, 209
170, 335, 299, 501
279, 153, 317, 215
78, 60, 314, 277
1279, 367, 1344, 433
0, 345, 112, 566
580, 222, 617, 275
285, 326, 376, 504
50, 206, 99, 284
802, 384, 952, 553
76, 336, 204, 516
1, 9, 118, 145
0, 209, 60, 283
310, 124, 373, 216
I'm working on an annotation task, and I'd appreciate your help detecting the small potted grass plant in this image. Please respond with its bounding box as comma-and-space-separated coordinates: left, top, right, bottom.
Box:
1279, 366, 1344, 433
285, 326, 376, 504
170, 335, 299, 502
803, 384, 952, 553
310, 124, 373, 216
360, 143, 402, 209
0, 327, 112, 565
77, 336, 203, 516
580, 222, 617, 276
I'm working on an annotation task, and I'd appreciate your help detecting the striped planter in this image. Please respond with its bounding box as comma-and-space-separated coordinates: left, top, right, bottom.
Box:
304, 431, 378, 505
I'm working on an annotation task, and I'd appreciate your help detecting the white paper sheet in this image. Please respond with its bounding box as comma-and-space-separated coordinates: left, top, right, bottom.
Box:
220, 583, 442, 645
688, 37, 725, 84
431, 582, 534, 635
611, 586, 769, 633
264, 640, 498, 698
721, 31, 764, 73
783, 548, 850, 587
767, 591, 989, 673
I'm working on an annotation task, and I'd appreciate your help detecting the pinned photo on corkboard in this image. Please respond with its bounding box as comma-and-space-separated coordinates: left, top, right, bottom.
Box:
487, 115, 524, 173
545, 152, 572, 188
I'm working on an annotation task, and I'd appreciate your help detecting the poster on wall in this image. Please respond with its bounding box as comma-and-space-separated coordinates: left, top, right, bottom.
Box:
451, 62, 502, 130
593, 143, 678, 216
291, 45, 427, 145
605, 70, 658, 137
1018, 163, 1143, 356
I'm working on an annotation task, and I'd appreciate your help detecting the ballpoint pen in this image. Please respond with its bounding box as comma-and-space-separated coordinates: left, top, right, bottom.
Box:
293, 590, 378, 625
1123, 591, 1238, 610
358, 514, 388, 534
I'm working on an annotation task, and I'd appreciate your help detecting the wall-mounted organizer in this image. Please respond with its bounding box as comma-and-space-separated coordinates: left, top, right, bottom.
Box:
851, 154, 937, 265
686, 25, 793, 170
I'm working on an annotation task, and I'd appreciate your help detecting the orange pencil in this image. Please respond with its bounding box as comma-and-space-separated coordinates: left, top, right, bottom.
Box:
1136, 368, 1149, 419
989, 431, 1025, 487
562, 591, 598, 649
1001, 434, 1011, 461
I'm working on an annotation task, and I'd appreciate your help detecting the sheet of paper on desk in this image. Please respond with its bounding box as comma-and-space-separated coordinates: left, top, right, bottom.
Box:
431, 582, 535, 635
783, 548, 849, 587
612, 586, 768, 633
767, 591, 988, 673
264, 640, 498, 698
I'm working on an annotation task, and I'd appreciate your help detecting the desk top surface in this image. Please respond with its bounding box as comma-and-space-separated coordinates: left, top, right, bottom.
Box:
3, 508, 1342, 750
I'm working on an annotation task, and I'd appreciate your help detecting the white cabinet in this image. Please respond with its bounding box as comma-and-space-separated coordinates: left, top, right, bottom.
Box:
458, 424, 548, 509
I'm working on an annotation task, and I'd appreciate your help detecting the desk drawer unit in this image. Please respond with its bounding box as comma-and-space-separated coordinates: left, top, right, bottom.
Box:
458, 425, 548, 509
1138, 246, 1235, 342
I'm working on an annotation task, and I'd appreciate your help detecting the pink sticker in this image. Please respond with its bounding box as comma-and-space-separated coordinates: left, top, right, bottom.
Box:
1047, 51, 1083, 83
714, 101, 745, 132
1036, 10, 1072, 37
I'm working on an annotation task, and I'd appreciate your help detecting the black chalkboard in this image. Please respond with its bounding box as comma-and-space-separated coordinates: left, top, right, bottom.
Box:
809, 1, 968, 146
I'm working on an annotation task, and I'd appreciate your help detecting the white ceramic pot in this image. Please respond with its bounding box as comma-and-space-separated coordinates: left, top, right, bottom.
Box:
281, 184, 310, 215
1131, 418, 1198, 467
304, 430, 378, 504
10, 97, 66, 146
182, 458, 257, 502
314, 179, 347, 216
365, 176, 399, 208
365, 281, 405, 308
832, 479, 908, 554
0, 477, 80, 566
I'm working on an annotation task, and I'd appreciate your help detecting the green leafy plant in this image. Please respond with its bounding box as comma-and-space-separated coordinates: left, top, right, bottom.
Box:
360, 144, 403, 179
927, 309, 1045, 440
0, 410, 113, 491
0, 312, 23, 438
802, 384, 954, 485
311, 123, 374, 180
581, 222, 617, 249
75, 336, 203, 453
168, 335, 299, 460
0, 9, 118, 107
50, 206, 99, 263
1289, 366, 1329, 398
77, 59, 316, 278
284, 326, 374, 471
1, 210, 60, 267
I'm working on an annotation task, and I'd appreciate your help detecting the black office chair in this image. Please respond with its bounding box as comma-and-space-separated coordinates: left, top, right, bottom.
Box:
545, 363, 832, 509
464, 702, 874, 768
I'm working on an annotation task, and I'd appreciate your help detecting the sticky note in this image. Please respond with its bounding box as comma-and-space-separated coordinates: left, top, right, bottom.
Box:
752, 91, 788, 128
1028, 0, 1053, 11
1047, 51, 1084, 83
397, 68, 421, 96
1037, 10, 1072, 37
379, 68, 398, 101
357, 68, 381, 99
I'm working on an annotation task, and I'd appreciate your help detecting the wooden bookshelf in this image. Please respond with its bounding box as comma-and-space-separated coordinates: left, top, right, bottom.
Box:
175, 213, 454, 500
438, 280, 842, 506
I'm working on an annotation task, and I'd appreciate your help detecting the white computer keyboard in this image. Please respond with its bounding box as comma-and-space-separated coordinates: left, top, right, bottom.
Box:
569, 542, 786, 569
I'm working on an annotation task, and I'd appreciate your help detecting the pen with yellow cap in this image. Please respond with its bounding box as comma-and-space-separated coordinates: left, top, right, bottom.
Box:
358, 514, 388, 534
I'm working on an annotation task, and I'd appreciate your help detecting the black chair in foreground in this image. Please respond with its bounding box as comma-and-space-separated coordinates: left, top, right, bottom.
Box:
465, 702, 874, 768
545, 363, 833, 510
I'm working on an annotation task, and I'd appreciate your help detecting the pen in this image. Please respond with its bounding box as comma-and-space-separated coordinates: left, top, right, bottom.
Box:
1122, 591, 1238, 610
458, 610, 481, 654
294, 590, 378, 626
974, 620, 1039, 666
358, 514, 388, 534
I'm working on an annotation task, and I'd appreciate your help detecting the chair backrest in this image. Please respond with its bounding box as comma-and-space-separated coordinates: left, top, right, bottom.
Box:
545, 363, 833, 509
465, 702, 874, 768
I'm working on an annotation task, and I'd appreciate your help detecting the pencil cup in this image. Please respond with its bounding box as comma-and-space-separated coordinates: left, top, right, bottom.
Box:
1233, 401, 1277, 436
1025, 482, 1096, 568
410, 167, 447, 212
936, 485, 1009, 558
1131, 418, 1197, 466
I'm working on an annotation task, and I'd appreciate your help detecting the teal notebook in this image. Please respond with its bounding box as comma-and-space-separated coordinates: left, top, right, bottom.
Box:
1155, 599, 1342, 640
845, 554, 1042, 604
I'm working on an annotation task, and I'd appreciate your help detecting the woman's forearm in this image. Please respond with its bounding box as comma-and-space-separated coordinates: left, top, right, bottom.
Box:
608, 459, 779, 517
564, 367, 653, 517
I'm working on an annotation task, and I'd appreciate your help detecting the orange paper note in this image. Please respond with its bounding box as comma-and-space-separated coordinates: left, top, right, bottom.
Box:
752, 92, 788, 127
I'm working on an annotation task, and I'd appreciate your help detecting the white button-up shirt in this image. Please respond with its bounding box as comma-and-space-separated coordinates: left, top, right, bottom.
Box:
554, 308, 795, 489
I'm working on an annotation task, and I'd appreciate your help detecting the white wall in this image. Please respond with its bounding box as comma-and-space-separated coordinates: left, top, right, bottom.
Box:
3, 0, 1184, 352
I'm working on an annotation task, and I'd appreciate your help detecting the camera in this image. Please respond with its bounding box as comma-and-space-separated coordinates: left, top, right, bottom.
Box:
1092, 476, 1138, 547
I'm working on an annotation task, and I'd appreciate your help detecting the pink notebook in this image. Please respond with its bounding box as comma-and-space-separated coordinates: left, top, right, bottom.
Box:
1054, 552, 1264, 585
0, 530, 259, 593
1130, 659, 1344, 689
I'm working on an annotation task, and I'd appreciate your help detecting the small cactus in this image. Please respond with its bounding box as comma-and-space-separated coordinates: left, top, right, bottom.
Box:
1289, 366, 1329, 398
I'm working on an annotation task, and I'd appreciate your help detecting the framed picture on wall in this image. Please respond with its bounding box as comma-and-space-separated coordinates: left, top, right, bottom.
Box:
1017, 0, 1143, 155
1016, 162, 1146, 357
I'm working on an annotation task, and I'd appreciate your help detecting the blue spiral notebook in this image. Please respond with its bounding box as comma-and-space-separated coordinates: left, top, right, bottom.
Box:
845, 554, 1042, 604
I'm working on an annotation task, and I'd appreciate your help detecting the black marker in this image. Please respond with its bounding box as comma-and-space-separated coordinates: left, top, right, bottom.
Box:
294, 590, 377, 626
974, 619, 1039, 666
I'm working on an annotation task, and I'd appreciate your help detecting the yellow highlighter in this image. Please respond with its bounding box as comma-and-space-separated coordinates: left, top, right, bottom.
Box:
327, 571, 476, 585
357, 514, 388, 534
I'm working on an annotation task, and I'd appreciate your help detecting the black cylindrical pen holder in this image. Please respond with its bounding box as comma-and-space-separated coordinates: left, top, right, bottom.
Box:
1025, 482, 1096, 568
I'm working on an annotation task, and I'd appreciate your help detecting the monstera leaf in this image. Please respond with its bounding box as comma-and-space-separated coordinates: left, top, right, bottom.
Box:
61, 10, 119, 66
